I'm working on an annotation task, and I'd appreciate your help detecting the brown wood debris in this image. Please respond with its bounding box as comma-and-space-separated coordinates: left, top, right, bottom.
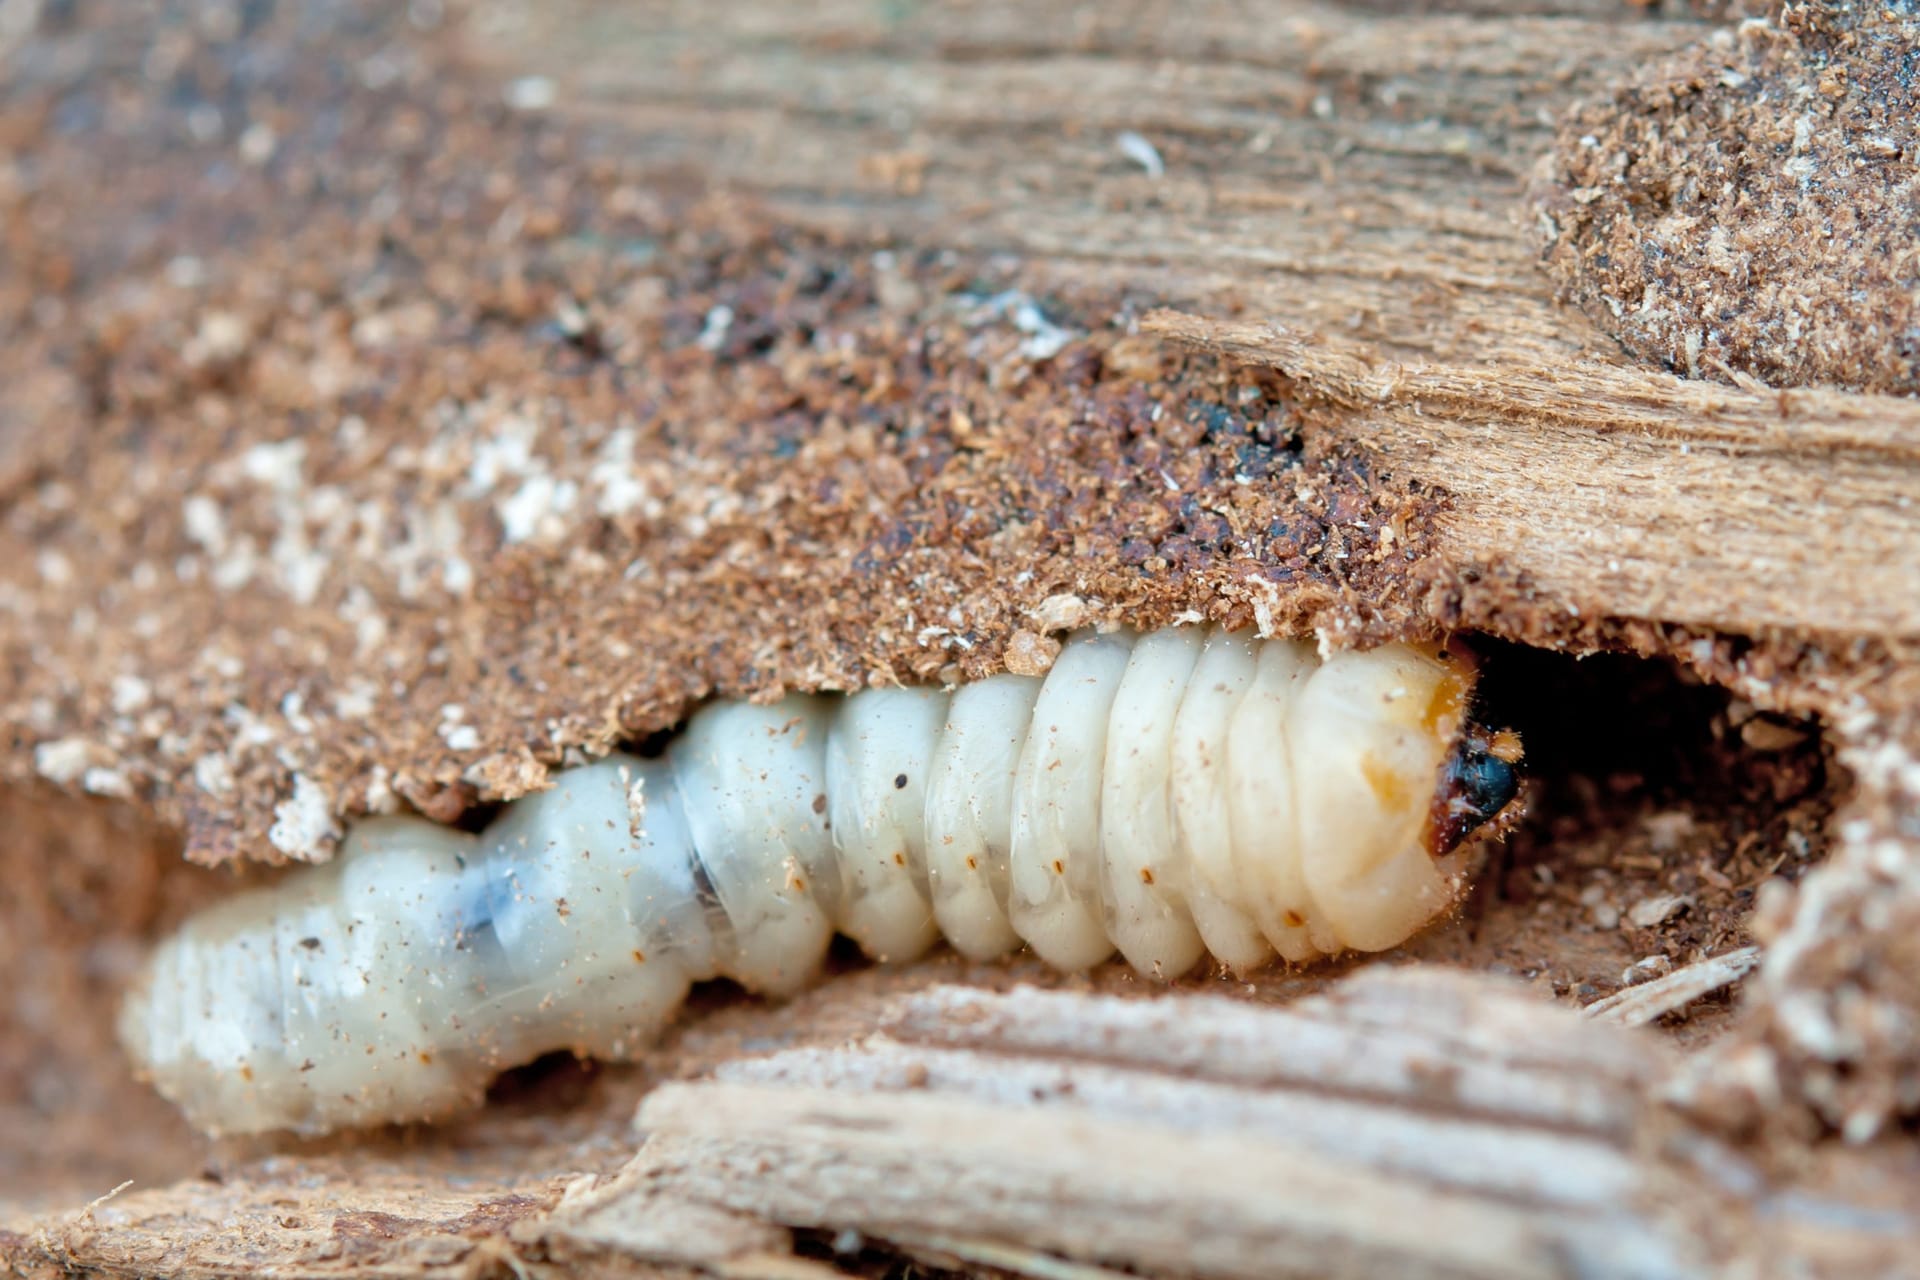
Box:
1536, 3, 1920, 394
544, 974, 1915, 1279
1146, 308, 1920, 641
4, 0, 1920, 1274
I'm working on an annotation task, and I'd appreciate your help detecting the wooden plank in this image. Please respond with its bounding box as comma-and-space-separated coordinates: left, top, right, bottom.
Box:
1146, 312, 1920, 636
470, 0, 1691, 365
466, 0, 1920, 643
544, 972, 1920, 1279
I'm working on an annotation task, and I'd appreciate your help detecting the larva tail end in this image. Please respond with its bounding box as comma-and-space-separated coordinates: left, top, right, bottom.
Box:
1429, 725, 1525, 857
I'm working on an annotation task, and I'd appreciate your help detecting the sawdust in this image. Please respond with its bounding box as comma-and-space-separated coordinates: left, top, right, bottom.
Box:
0, 0, 1915, 1272
1536, 2, 1920, 393
0, 0, 1455, 871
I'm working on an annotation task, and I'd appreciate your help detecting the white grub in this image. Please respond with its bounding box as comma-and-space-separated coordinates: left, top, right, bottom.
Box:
121, 627, 1509, 1136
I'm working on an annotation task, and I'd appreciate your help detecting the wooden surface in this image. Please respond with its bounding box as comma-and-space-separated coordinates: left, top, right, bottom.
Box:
4, 1, 1920, 1276
473, 0, 1920, 643
17, 970, 1916, 1278
545, 974, 1915, 1280
1147, 311, 1920, 637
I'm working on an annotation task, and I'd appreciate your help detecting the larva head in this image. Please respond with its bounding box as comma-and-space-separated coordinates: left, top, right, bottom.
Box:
1289, 641, 1519, 954
1429, 725, 1524, 857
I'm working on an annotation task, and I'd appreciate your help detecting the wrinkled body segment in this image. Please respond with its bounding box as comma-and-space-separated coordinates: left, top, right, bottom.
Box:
121, 626, 1518, 1136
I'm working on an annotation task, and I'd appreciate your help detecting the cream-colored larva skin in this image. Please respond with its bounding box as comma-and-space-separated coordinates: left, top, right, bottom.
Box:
121, 626, 1477, 1137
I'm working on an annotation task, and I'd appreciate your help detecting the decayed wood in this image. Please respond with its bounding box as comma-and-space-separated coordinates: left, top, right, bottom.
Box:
473, 0, 1677, 369
542, 972, 1920, 1280
1144, 312, 1920, 637
6, 1172, 564, 1280
459, 0, 1920, 1171
1584, 946, 1762, 1029
471, 0, 1920, 644
4, 1, 1920, 1275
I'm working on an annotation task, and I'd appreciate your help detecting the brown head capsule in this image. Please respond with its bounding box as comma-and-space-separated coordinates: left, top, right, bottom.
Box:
1430, 726, 1525, 858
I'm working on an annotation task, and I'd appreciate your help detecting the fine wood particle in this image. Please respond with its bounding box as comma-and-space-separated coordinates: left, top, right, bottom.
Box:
1535, 2, 1920, 395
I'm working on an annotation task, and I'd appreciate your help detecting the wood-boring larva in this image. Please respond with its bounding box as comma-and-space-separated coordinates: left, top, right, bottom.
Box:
120, 626, 1521, 1136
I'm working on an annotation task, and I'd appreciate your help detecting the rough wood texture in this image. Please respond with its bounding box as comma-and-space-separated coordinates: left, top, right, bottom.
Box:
476, 0, 1920, 643
8, 1175, 562, 1280
1146, 310, 1920, 637
3, 0, 1906, 846
1537, 4, 1920, 395
544, 974, 1916, 1280
3, 0, 1920, 1275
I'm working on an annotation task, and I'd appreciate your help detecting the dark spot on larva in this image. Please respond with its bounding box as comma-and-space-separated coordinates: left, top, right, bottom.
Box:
1139, 867, 1155, 885
239, 1065, 255, 1082
299, 1059, 315, 1073
632, 948, 647, 964
689, 853, 724, 911
893, 851, 907, 866
1284, 909, 1305, 928
893, 772, 909, 789
812, 793, 827, 814
299, 936, 322, 950
1052, 859, 1065, 875
418, 1051, 435, 1065
1430, 726, 1524, 855
555, 898, 571, 918
965, 855, 978, 870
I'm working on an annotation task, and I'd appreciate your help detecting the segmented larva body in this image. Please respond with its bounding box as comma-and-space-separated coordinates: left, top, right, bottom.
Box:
121, 626, 1518, 1136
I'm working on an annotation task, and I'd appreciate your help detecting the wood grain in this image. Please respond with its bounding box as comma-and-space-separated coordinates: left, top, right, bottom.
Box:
545, 973, 1918, 1279
1146, 312, 1920, 636
468, 0, 1919, 643
5, 2, 1919, 1275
